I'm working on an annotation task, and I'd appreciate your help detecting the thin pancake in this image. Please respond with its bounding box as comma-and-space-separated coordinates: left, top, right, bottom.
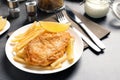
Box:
24, 31, 71, 66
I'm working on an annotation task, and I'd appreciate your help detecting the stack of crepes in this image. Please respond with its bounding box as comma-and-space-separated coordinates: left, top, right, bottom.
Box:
0, 16, 7, 31
11, 21, 74, 69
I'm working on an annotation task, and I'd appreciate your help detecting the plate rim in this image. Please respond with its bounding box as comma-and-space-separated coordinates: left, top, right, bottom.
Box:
5, 23, 84, 74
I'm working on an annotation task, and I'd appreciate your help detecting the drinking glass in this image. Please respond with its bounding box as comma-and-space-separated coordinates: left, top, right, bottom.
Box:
38, 0, 64, 13
111, 1, 120, 27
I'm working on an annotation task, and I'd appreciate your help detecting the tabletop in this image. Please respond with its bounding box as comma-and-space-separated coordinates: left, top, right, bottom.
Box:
0, 0, 120, 80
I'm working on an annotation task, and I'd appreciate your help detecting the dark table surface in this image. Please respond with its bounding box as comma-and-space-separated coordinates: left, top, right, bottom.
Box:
0, 0, 120, 80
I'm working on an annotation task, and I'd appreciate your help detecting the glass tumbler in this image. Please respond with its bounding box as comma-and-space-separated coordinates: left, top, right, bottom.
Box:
38, 0, 64, 13
110, 2, 120, 27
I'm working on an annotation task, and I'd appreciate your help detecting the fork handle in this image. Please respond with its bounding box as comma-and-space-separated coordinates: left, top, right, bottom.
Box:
72, 27, 101, 52
78, 22, 106, 50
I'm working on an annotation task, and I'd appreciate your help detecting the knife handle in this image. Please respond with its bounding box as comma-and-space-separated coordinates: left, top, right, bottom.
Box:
78, 22, 105, 50
72, 27, 101, 52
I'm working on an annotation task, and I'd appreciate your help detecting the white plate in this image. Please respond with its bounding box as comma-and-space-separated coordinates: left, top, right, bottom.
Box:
5, 24, 84, 74
0, 21, 10, 35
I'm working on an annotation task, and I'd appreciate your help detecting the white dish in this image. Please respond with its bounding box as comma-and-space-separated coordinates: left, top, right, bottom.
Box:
0, 21, 10, 35
5, 24, 84, 74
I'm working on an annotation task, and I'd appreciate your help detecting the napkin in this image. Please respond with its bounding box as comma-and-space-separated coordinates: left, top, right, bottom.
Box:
43, 10, 110, 48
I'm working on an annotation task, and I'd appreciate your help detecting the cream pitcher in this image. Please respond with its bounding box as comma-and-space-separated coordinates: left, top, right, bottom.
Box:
84, 0, 110, 18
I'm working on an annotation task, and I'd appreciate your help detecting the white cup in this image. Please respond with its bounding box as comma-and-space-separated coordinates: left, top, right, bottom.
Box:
84, 0, 110, 18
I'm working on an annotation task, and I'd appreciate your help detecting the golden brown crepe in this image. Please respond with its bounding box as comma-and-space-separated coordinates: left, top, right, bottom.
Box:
24, 31, 71, 66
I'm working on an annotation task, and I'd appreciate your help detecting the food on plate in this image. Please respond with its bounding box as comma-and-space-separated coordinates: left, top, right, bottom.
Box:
11, 21, 74, 70
66, 37, 74, 63
24, 31, 71, 66
0, 16, 7, 31
40, 21, 70, 32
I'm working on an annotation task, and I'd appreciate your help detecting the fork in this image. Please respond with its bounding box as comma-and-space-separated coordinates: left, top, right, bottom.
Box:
56, 11, 101, 52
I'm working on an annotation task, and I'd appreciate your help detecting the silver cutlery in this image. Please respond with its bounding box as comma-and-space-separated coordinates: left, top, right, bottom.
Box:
65, 6, 106, 50
56, 11, 101, 52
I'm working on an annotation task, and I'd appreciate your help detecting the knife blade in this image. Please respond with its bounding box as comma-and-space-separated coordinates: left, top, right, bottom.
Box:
65, 6, 105, 50
71, 27, 101, 52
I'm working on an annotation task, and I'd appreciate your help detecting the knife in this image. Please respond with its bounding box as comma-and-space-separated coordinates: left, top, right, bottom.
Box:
71, 27, 101, 52
56, 11, 101, 52
65, 6, 105, 50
